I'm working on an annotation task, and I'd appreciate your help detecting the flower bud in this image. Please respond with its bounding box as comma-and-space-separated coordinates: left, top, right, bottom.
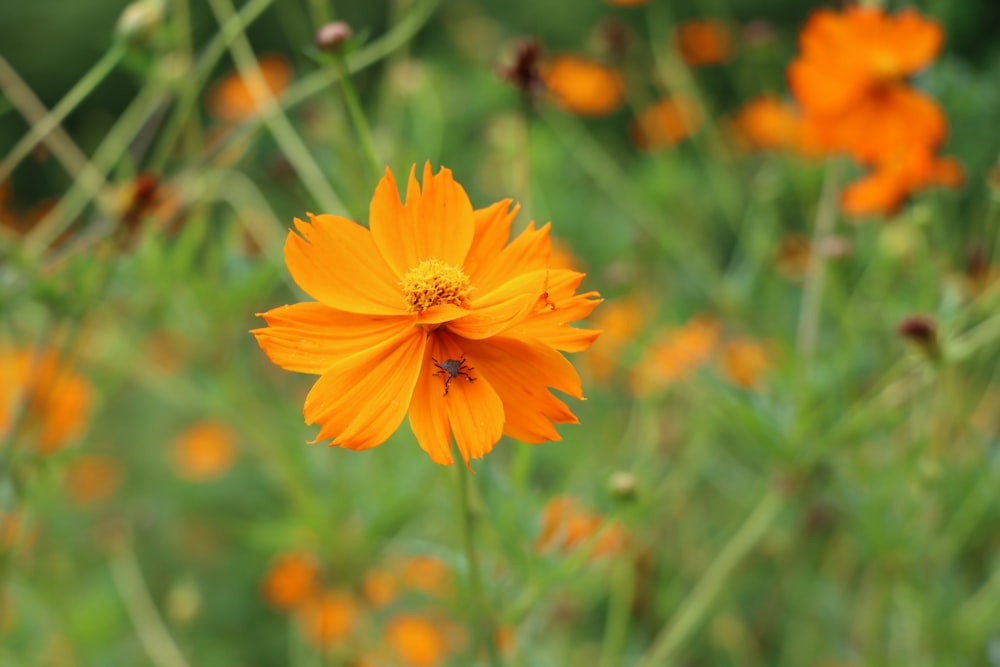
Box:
116, 0, 165, 44
608, 471, 637, 502
898, 315, 940, 360
315, 21, 353, 52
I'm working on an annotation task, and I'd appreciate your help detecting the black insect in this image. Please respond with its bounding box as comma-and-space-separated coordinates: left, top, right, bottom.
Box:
432, 356, 476, 396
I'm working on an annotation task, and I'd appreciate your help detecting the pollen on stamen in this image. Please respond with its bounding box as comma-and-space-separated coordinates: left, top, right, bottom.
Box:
400, 258, 472, 312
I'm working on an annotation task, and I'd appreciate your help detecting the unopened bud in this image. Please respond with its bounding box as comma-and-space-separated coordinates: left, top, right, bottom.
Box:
116, 0, 165, 43
315, 21, 353, 52
898, 315, 940, 360
608, 471, 637, 501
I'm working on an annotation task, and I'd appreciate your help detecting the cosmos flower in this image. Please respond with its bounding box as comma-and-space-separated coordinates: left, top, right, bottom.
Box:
541, 55, 624, 117
0, 346, 93, 455
675, 19, 733, 67
252, 164, 601, 466
630, 96, 701, 151
787, 6, 945, 163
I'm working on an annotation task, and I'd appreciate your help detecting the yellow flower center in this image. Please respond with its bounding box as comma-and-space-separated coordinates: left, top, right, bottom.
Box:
401, 259, 472, 312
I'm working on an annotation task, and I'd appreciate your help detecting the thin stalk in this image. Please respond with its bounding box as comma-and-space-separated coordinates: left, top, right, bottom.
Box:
205, 0, 346, 214
599, 556, 636, 667
147, 0, 275, 171
23, 84, 164, 258
332, 56, 383, 181
0, 43, 126, 182
453, 464, 502, 666
637, 486, 783, 667
795, 161, 841, 368
109, 542, 192, 667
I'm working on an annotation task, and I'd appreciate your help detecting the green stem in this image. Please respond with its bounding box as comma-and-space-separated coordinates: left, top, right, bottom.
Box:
205, 0, 346, 214
453, 464, 502, 666
147, 0, 275, 171
0, 42, 125, 182
637, 486, 784, 667
109, 541, 192, 667
333, 57, 383, 181
598, 556, 636, 667
794, 160, 841, 370
22, 84, 164, 258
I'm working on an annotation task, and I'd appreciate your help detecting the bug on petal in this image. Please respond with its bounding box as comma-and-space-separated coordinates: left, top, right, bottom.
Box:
432, 356, 476, 397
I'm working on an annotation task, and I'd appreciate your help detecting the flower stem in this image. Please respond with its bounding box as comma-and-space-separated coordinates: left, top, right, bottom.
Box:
332, 56, 383, 182
637, 486, 784, 667
205, 0, 347, 215
0, 42, 125, 182
598, 555, 636, 667
453, 464, 502, 666
795, 160, 841, 370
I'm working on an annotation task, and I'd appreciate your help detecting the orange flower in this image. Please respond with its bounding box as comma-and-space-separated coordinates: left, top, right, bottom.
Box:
731, 96, 801, 152
841, 149, 964, 217
400, 555, 453, 598
296, 589, 359, 647
385, 614, 450, 667
631, 316, 720, 394
719, 339, 770, 389
585, 297, 644, 381
362, 568, 398, 608
252, 164, 601, 466
675, 19, 733, 67
207, 53, 292, 122
630, 96, 701, 150
171, 421, 237, 482
65, 454, 122, 506
262, 551, 321, 611
787, 7, 945, 163
536, 496, 625, 559
0, 347, 92, 454
541, 55, 624, 116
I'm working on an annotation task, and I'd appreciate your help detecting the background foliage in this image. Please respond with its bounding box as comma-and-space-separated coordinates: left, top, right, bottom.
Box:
2, 0, 1000, 665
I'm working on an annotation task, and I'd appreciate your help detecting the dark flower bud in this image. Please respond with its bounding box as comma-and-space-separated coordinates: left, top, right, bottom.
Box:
898, 315, 940, 360
315, 21, 353, 52
500, 39, 544, 98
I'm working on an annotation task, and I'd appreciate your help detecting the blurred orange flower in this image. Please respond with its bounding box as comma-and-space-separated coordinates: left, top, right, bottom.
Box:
585, 297, 645, 381
262, 551, 321, 611
675, 20, 733, 66
252, 164, 601, 466
65, 454, 122, 506
541, 55, 624, 116
719, 339, 770, 389
841, 149, 964, 217
788, 6, 944, 162
171, 421, 237, 482
630, 96, 701, 150
731, 96, 802, 152
0, 347, 93, 454
536, 496, 625, 559
385, 614, 451, 667
361, 568, 397, 608
631, 316, 720, 394
400, 555, 454, 599
297, 589, 360, 647
207, 53, 292, 122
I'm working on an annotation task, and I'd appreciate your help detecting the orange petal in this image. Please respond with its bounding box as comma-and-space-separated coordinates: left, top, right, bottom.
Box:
504, 271, 602, 352
464, 200, 519, 277
303, 324, 425, 451
284, 214, 404, 315
408, 332, 505, 465
447, 271, 546, 340
253, 302, 414, 375
369, 164, 475, 278
469, 222, 551, 294
462, 336, 582, 444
